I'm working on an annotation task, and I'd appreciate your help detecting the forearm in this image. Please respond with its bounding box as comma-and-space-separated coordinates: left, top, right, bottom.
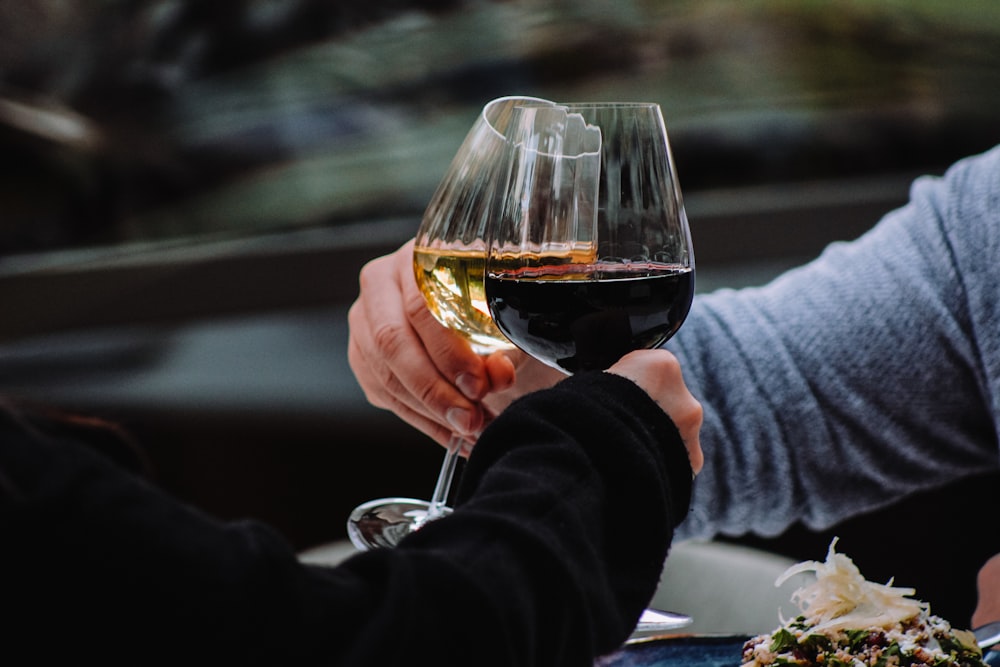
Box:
368, 371, 692, 665
671, 152, 1000, 540
0, 370, 691, 665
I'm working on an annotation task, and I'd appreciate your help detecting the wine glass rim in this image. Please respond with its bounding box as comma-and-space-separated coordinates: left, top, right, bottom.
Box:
479, 97, 664, 146
560, 101, 661, 109
477, 97, 669, 163
481, 95, 556, 141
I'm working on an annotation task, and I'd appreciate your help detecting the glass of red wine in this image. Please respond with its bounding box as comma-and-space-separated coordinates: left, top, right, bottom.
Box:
484, 101, 695, 636
486, 102, 694, 376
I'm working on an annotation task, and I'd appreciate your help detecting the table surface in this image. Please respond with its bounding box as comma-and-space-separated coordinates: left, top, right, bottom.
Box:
599, 635, 748, 667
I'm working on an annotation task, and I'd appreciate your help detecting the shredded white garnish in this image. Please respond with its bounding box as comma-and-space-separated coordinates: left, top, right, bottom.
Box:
775, 537, 925, 633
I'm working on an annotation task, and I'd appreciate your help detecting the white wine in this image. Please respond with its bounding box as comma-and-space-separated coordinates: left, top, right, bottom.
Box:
413, 245, 514, 354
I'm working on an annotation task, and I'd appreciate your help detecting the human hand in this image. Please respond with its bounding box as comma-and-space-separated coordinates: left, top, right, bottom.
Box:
348, 239, 560, 448
606, 349, 704, 474
972, 553, 1000, 629
347, 239, 495, 447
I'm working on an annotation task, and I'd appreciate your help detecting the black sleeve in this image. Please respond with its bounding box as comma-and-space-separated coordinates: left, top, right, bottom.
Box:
0, 371, 692, 666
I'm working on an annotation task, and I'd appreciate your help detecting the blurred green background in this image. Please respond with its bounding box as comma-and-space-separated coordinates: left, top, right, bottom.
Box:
3, 0, 999, 254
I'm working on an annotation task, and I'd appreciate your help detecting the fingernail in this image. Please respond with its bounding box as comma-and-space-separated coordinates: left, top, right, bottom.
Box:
455, 373, 482, 400
446, 407, 473, 435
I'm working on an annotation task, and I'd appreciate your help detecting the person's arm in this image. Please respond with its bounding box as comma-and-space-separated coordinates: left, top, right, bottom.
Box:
339, 351, 699, 666
670, 144, 1000, 541
0, 349, 699, 665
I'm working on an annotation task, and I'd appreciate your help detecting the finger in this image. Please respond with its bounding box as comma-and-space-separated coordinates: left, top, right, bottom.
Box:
349, 301, 475, 447
609, 350, 705, 474
653, 353, 704, 474
347, 253, 446, 424
352, 242, 487, 436
483, 350, 517, 393
385, 252, 489, 431
482, 351, 564, 418
350, 281, 483, 439
403, 250, 491, 402
657, 354, 704, 474
347, 290, 415, 410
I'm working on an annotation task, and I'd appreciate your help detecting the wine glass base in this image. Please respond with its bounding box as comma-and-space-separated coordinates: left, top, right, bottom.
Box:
347, 497, 453, 551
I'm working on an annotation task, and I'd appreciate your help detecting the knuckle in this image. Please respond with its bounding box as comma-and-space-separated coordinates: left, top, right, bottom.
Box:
411, 374, 443, 408
381, 370, 413, 406
357, 255, 387, 290
346, 301, 364, 331
403, 289, 438, 328
656, 351, 683, 378
349, 326, 415, 414
688, 397, 704, 425
371, 320, 411, 361
669, 397, 703, 436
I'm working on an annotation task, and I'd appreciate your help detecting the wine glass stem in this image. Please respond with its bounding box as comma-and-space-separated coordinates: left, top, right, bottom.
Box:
424, 434, 463, 523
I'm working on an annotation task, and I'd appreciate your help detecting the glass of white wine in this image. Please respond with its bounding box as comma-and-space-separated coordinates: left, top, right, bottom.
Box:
346, 96, 555, 550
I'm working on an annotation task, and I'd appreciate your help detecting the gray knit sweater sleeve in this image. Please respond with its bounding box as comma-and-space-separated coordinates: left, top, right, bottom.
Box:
671, 144, 1000, 540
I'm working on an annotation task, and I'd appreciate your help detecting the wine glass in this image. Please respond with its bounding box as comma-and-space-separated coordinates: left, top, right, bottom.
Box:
486, 102, 694, 375
346, 95, 558, 551
486, 101, 695, 635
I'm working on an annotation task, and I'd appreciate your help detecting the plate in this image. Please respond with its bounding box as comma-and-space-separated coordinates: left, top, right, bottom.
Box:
597, 634, 749, 667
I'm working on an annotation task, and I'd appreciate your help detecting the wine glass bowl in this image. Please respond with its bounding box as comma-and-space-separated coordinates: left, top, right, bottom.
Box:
413, 95, 557, 354
486, 102, 693, 374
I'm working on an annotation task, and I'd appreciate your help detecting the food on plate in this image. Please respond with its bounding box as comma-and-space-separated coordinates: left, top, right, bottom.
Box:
742, 538, 986, 667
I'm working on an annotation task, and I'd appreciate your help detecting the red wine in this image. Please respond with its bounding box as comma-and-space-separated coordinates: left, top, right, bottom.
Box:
486, 266, 693, 373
